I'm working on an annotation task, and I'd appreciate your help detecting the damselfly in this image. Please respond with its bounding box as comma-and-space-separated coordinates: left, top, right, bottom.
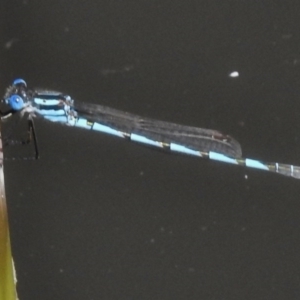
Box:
2, 78, 300, 179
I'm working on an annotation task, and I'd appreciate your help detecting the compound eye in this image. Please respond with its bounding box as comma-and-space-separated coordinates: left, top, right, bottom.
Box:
13, 78, 27, 87
8, 94, 25, 110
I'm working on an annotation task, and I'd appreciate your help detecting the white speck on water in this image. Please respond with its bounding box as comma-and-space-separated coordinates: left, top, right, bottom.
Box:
229, 71, 239, 78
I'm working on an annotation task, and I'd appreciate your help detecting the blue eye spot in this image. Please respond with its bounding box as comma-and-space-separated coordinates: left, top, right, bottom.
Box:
8, 94, 25, 110
13, 78, 27, 87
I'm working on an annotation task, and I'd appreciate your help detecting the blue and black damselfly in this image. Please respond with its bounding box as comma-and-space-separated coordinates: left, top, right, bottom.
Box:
2, 78, 300, 179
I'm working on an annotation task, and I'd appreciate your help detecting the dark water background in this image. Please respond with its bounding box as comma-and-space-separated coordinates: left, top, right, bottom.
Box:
2, 1, 300, 299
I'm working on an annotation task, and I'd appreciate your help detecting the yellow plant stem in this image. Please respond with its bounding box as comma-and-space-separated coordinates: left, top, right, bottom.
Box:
0, 130, 18, 300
